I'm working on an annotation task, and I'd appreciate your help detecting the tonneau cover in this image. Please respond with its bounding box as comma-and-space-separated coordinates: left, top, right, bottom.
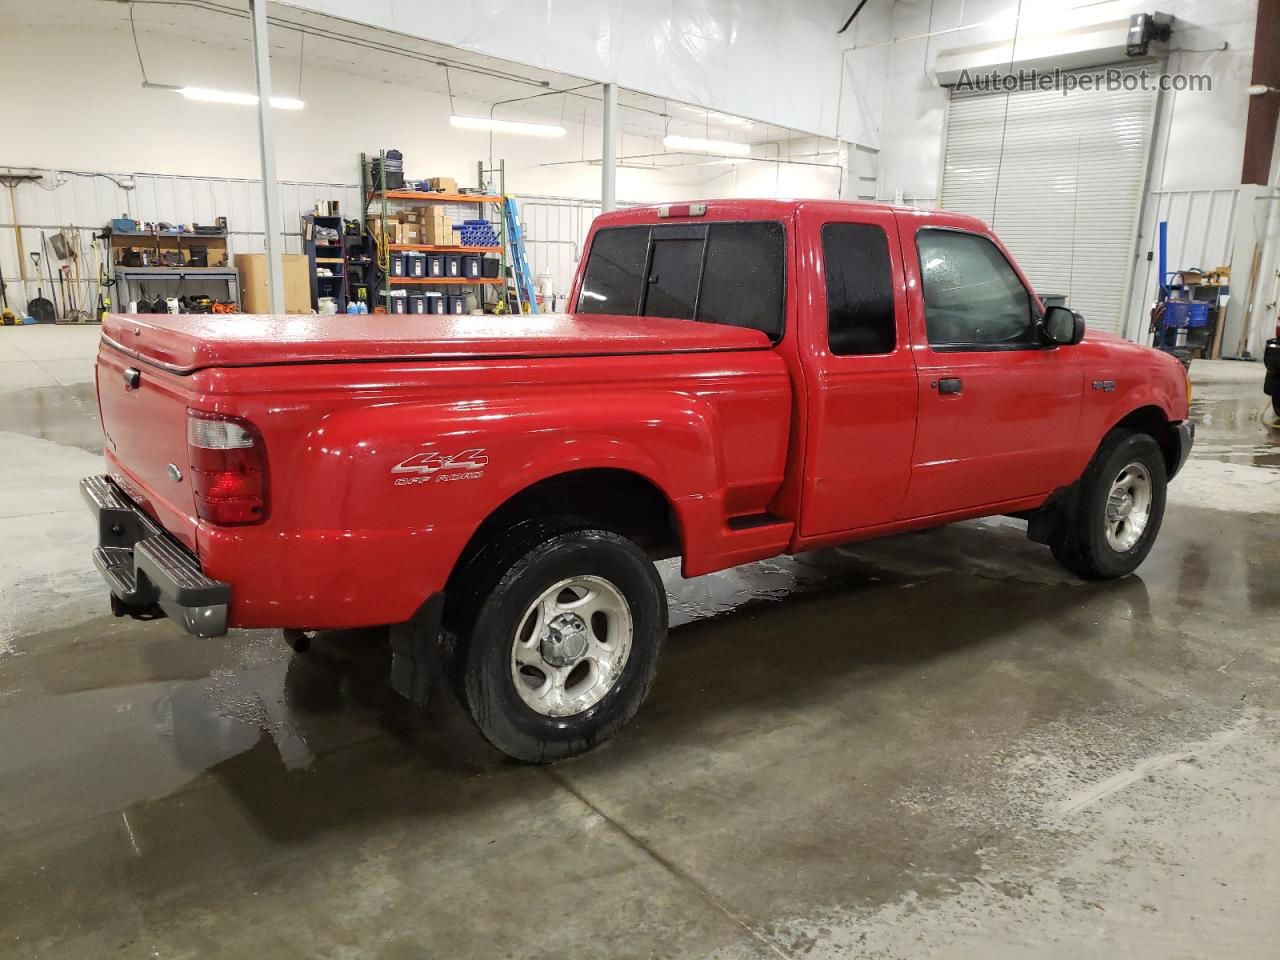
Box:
101, 312, 772, 373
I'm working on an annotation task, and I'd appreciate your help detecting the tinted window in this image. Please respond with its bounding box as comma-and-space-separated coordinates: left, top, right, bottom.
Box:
698, 222, 785, 338
916, 229, 1035, 348
577, 227, 648, 315
822, 223, 895, 355
575, 221, 785, 339
643, 238, 703, 320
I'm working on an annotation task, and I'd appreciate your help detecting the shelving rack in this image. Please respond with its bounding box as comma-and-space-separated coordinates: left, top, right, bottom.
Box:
360, 152, 508, 313
303, 214, 348, 312
108, 227, 238, 308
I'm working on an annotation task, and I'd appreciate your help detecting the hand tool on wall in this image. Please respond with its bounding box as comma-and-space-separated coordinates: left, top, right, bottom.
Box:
43, 233, 65, 319
25, 252, 55, 324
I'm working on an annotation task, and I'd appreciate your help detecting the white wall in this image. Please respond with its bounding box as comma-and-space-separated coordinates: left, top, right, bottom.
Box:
854, 0, 1265, 351
278, 0, 864, 141
1, 5, 852, 317
863, 0, 1257, 204
0, 9, 697, 202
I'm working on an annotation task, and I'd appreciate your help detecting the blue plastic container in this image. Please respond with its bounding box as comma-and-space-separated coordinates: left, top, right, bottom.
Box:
1164, 299, 1211, 328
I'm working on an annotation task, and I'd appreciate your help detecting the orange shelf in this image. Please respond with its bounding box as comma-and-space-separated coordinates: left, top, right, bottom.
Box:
388, 277, 503, 285
388, 244, 502, 253
374, 191, 503, 204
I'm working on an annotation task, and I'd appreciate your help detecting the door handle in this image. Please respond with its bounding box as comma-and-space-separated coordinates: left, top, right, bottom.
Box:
932, 377, 963, 395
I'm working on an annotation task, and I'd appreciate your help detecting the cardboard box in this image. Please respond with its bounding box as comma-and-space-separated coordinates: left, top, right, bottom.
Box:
235, 253, 311, 313
400, 223, 421, 243
428, 177, 458, 193
368, 218, 402, 244
422, 217, 456, 246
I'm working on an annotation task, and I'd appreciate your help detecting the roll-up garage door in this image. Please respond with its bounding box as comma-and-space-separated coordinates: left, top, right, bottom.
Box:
940, 63, 1157, 335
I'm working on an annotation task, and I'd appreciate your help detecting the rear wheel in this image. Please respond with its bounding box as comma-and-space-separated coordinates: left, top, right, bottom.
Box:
1050, 429, 1167, 579
450, 520, 666, 762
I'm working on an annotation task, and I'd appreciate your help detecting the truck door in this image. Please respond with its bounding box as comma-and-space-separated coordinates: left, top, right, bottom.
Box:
795, 203, 919, 536
897, 223, 1084, 519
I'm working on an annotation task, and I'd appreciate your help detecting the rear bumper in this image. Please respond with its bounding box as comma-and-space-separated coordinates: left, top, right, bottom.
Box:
1264, 339, 1279, 396
81, 475, 230, 637
1171, 420, 1195, 480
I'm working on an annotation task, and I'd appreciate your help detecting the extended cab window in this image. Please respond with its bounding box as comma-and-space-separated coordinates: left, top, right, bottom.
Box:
916, 229, 1036, 349
822, 223, 895, 355
576, 221, 785, 339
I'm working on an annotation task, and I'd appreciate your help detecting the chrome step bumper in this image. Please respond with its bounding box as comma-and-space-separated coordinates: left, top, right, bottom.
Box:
81, 475, 230, 637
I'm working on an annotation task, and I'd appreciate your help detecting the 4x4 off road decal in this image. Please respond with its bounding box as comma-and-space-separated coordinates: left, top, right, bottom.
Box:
392, 448, 488, 486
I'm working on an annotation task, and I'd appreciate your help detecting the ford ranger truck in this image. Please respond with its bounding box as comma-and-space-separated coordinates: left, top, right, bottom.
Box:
83, 200, 1194, 762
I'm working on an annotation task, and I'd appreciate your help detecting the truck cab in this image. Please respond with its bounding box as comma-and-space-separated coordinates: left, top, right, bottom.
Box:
84, 198, 1194, 762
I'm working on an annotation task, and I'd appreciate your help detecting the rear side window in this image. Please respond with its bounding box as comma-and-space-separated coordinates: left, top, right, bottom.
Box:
822, 223, 896, 355
576, 221, 786, 339
577, 227, 648, 315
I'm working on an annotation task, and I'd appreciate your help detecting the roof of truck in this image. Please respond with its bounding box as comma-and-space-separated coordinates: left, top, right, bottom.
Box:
593, 198, 991, 234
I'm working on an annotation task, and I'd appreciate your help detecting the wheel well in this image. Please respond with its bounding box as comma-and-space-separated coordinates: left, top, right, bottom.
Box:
455, 468, 681, 573
1113, 405, 1176, 475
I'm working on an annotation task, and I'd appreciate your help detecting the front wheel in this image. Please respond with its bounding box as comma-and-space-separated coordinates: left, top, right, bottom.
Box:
453, 521, 666, 762
1051, 429, 1168, 579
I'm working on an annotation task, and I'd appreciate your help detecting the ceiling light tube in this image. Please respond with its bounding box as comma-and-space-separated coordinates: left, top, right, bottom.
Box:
450, 116, 566, 137
663, 134, 751, 156
176, 87, 305, 110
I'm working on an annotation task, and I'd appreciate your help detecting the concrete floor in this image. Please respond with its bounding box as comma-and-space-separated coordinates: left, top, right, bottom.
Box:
2, 324, 1278, 959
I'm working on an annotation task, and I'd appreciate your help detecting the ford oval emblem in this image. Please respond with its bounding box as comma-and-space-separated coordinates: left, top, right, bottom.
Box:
166, 463, 183, 483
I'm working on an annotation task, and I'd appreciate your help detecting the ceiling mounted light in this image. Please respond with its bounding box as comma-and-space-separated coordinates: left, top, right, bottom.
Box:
663, 134, 750, 156
450, 116, 566, 137
174, 87, 305, 110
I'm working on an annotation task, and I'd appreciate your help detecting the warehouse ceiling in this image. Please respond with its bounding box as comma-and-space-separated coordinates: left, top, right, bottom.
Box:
49, 0, 835, 163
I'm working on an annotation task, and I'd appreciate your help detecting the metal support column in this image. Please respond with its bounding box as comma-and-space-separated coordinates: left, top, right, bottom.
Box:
249, 0, 285, 313
601, 83, 618, 213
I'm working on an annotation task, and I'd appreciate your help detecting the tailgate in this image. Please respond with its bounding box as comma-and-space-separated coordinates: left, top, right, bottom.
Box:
96, 341, 200, 551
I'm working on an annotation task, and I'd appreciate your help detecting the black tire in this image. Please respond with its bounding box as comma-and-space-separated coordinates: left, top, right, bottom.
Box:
449, 519, 666, 763
1050, 429, 1168, 579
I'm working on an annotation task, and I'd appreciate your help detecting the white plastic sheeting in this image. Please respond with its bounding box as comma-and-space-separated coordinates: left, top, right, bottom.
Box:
275, 0, 859, 139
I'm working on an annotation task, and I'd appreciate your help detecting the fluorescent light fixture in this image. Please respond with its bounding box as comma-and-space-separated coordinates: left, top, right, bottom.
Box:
450, 115, 566, 137
177, 87, 305, 110
663, 134, 751, 156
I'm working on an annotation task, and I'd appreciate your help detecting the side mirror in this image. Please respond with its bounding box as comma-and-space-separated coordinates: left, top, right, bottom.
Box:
1042, 305, 1085, 346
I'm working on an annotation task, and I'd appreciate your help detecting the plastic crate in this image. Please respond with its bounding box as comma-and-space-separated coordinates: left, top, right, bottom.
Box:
1164, 299, 1211, 328
453, 219, 499, 247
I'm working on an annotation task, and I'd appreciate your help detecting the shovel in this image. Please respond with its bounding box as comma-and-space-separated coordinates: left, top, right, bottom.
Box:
26, 252, 55, 323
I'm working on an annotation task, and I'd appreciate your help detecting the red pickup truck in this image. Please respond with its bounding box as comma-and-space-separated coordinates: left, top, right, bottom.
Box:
84, 199, 1193, 761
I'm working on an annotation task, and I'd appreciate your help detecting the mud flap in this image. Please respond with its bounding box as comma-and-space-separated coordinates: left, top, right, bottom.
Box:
1026, 484, 1078, 546
389, 592, 446, 706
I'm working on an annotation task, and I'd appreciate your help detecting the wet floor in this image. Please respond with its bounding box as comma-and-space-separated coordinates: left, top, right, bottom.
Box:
2, 329, 1279, 959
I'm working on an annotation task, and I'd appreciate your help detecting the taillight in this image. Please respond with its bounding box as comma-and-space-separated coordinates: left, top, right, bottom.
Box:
187, 409, 269, 525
